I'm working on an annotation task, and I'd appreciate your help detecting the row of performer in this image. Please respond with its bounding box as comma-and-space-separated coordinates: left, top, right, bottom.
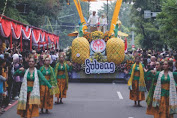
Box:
14, 52, 72, 118
128, 55, 177, 118
12, 52, 177, 118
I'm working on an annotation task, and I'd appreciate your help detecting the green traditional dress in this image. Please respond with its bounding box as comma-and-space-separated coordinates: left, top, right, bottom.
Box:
147, 71, 177, 118
40, 66, 57, 109
14, 69, 52, 118
55, 62, 72, 98
146, 71, 158, 115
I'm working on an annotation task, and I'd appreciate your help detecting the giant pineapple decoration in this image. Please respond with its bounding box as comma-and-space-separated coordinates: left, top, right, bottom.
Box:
72, 23, 90, 64
106, 23, 125, 65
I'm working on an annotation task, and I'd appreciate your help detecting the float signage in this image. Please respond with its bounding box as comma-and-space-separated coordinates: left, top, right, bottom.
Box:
90, 39, 106, 53
85, 59, 115, 74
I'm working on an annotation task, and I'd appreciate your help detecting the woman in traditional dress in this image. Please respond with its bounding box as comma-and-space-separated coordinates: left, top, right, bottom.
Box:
128, 55, 146, 107
55, 52, 72, 104
146, 61, 162, 115
40, 55, 59, 113
15, 57, 54, 118
148, 60, 177, 118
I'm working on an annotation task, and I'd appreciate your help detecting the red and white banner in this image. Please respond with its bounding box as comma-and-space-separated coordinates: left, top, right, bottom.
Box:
0, 19, 11, 37
11, 22, 22, 39
22, 26, 31, 40
32, 29, 41, 43
0, 15, 59, 50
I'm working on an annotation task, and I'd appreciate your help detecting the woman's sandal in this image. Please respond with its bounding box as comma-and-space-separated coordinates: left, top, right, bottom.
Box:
55, 101, 60, 104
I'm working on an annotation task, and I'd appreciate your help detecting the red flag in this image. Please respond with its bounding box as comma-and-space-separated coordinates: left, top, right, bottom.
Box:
124, 37, 127, 52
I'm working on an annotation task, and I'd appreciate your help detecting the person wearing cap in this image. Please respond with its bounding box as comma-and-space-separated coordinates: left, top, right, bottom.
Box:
98, 13, 107, 33
87, 11, 99, 32
54, 52, 72, 104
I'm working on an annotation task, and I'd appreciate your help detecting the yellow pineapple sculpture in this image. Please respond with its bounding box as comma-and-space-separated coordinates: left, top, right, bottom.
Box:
72, 23, 90, 64
107, 23, 125, 65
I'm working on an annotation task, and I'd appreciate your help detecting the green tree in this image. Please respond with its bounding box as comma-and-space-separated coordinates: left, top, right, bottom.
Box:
0, 0, 62, 27
53, 1, 89, 49
0, 0, 89, 49
157, 0, 177, 50
129, 0, 164, 50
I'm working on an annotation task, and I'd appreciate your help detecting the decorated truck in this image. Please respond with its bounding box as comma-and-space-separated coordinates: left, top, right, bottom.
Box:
66, 0, 134, 81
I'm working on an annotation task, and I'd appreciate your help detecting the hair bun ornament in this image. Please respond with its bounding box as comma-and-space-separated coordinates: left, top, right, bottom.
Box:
134, 53, 142, 59
43, 54, 51, 60
59, 52, 66, 58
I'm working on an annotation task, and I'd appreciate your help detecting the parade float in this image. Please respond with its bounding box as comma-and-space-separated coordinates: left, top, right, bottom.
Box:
68, 0, 135, 81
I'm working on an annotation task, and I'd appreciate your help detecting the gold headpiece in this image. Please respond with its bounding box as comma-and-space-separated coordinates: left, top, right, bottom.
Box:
59, 52, 66, 58
43, 54, 51, 60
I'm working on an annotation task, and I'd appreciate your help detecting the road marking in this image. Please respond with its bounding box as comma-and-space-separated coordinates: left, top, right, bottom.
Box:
117, 91, 123, 99
5, 100, 18, 111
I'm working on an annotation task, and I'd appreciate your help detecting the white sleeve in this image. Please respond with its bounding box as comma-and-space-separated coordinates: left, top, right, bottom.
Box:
0, 75, 6, 81
96, 16, 99, 24
87, 15, 91, 24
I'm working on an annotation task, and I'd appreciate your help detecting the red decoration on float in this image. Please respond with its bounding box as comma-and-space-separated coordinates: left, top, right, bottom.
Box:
91, 39, 106, 53
124, 37, 127, 52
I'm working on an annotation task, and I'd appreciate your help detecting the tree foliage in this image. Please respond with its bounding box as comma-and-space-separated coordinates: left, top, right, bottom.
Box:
0, 0, 62, 27
128, 0, 164, 50
0, 0, 89, 49
157, 0, 177, 50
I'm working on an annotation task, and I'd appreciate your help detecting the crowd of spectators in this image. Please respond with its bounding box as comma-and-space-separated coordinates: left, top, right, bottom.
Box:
0, 46, 60, 114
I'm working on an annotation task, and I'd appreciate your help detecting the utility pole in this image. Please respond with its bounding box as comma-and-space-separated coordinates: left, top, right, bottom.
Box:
132, 24, 135, 50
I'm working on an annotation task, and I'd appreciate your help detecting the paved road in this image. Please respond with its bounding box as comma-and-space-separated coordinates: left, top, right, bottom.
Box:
1, 83, 176, 118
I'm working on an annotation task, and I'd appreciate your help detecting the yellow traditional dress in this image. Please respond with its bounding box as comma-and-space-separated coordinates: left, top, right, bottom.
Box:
128, 63, 146, 101
14, 69, 52, 118
40, 66, 55, 110
55, 63, 71, 98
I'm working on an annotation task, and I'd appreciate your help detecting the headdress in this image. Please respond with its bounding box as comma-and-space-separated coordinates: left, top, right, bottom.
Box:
43, 54, 51, 60
59, 52, 66, 58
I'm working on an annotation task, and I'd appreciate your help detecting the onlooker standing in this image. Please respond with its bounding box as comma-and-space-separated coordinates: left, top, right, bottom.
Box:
0, 75, 6, 114
11, 54, 22, 99
0, 58, 7, 113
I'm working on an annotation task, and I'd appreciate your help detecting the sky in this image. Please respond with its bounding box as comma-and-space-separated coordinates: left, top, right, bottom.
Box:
90, 1, 109, 12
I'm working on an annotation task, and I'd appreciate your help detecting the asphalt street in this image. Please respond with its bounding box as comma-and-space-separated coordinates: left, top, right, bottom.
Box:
1, 82, 177, 118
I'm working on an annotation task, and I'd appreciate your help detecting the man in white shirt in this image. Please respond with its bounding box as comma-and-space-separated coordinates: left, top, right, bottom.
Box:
87, 11, 98, 32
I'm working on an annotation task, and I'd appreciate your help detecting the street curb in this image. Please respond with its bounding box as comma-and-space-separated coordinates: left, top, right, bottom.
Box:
5, 100, 18, 111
